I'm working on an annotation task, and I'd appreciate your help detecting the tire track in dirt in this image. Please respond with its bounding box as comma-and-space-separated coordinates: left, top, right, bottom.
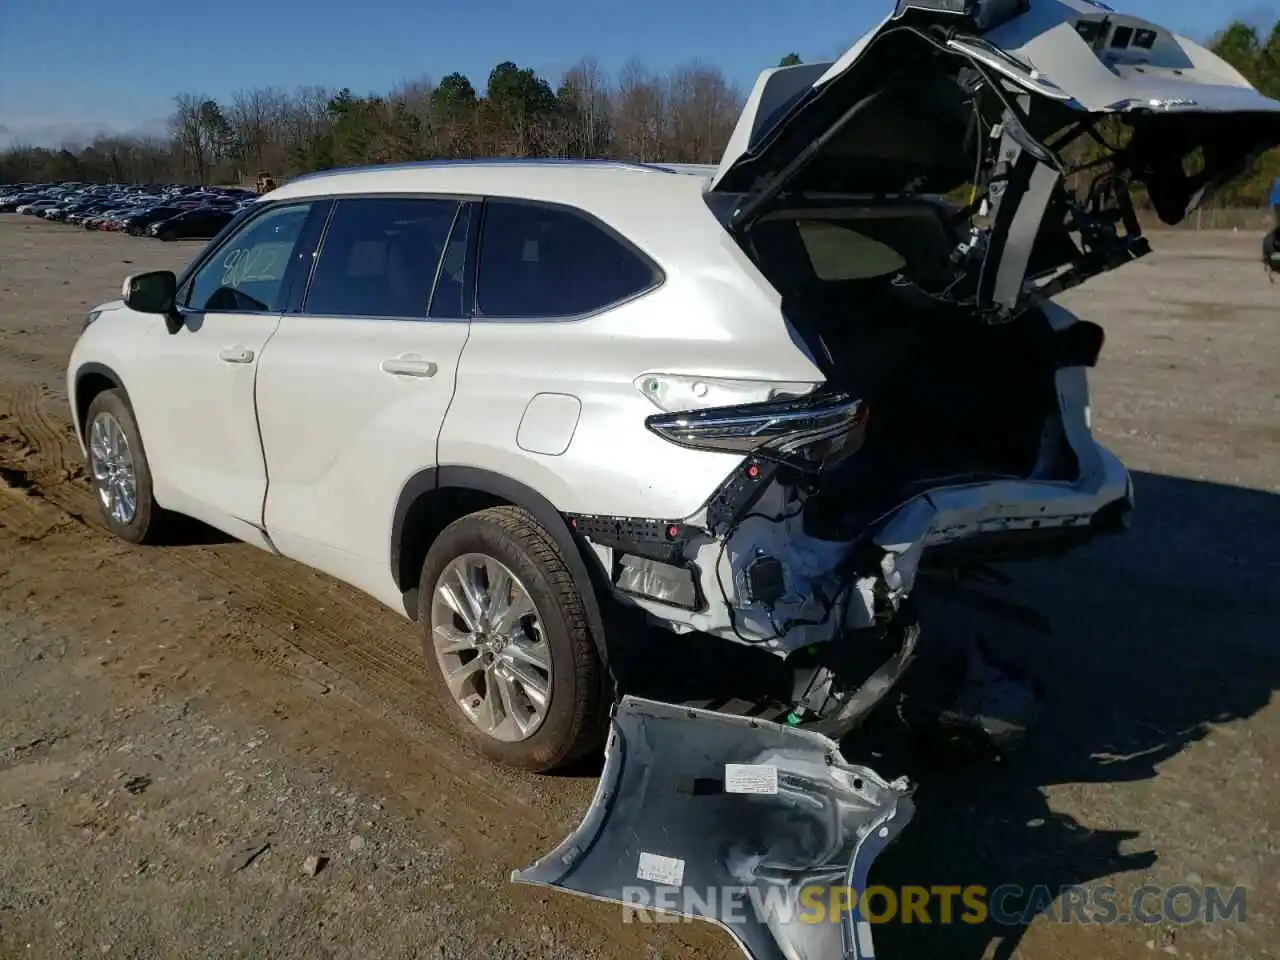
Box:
3, 385, 97, 523
0, 382, 573, 848
0, 524, 706, 960
0, 403, 700, 958
161, 545, 561, 836
0, 469, 63, 541
12, 384, 76, 480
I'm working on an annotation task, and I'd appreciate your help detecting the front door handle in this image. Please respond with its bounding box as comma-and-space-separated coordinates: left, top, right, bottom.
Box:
219, 347, 254, 364
380, 356, 438, 378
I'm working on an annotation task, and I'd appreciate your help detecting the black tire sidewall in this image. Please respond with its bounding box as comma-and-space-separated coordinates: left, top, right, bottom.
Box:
84, 389, 160, 544
417, 509, 601, 771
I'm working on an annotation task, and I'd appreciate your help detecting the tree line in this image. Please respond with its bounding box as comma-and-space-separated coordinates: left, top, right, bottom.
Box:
3, 20, 1280, 206
0, 55, 755, 188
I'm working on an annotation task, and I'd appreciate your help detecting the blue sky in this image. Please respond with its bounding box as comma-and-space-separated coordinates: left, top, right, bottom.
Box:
0, 0, 1270, 147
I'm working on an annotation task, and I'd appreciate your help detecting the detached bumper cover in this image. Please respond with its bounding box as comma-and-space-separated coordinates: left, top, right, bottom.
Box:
512, 696, 914, 960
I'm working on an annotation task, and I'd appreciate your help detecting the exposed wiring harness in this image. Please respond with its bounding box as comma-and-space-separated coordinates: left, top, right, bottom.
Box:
712, 494, 856, 647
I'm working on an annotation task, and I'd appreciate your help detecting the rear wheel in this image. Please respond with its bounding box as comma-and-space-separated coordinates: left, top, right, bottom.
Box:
418, 506, 605, 772
84, 389, 170, 544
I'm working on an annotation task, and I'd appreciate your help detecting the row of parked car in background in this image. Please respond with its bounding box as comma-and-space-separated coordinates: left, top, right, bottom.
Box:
0, 181, 257, 240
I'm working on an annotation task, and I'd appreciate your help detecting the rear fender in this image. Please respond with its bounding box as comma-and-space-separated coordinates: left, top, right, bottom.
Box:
390, 465, 614, 672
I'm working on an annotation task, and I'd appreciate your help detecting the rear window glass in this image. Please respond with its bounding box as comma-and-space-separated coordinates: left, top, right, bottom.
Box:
785, 208, 956, 286
797, 222, 907, 281
476, 200, 658, 319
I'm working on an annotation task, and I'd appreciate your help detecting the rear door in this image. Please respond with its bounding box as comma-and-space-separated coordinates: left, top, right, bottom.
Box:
255, 195, 475, 607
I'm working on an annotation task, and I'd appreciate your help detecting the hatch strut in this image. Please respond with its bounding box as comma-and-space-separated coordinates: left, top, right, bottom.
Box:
729, 89, 887, 234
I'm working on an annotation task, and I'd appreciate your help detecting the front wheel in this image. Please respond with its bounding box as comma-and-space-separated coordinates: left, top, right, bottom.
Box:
418, 506, 606, 772
83, 389, 170, 544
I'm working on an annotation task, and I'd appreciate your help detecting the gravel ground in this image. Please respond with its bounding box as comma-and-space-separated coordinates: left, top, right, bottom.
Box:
0, 214, 1276, 960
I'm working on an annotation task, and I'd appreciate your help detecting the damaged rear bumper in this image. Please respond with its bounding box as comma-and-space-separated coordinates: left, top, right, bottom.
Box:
513, 696, 913, 960
574, 439, 1132, 657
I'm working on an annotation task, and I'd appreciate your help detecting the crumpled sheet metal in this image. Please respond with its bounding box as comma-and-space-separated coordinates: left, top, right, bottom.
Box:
512, 696, 914, 960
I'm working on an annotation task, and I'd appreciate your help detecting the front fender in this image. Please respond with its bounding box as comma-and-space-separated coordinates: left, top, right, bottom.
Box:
68, 357, 126, 457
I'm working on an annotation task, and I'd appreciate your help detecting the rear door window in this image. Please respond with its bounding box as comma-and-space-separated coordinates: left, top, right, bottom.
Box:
305, 197, 461, 319
475, 200, 660, 319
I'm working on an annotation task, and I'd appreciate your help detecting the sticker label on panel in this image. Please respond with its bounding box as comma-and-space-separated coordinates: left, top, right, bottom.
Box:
724, 763, 779, 795
636, 851, 685, 887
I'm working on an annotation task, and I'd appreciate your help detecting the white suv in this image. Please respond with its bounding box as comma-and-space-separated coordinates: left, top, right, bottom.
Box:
69, 0, 1278, 796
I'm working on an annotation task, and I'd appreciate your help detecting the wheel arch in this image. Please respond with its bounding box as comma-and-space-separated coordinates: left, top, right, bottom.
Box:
73, 362, 126, 445
392, 465, 613, 668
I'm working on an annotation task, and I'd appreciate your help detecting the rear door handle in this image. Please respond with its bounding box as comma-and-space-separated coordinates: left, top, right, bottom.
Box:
219, 347, 254, 364
380, 356, 438, 378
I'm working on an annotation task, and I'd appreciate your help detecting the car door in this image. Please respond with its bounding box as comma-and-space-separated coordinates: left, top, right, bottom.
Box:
128, 199, 326, 547
255, 195, 475, 606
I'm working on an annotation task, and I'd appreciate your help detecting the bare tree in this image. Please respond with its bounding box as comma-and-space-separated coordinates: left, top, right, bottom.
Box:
665, 62, 742, 163
227, 87, 287, 178
558, 58, 612, 158
170, 93, 207, 182
613, 59, 666, 162
170, 92, 232, 182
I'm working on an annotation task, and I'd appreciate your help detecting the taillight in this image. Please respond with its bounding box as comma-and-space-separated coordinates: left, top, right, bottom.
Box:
644, 390, 868, 470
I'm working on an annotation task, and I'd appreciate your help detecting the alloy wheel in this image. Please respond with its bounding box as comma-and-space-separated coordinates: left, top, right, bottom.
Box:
88, 412, 138, 526
430, 553, 552, 742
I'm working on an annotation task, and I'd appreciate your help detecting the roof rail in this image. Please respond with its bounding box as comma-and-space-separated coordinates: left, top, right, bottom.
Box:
286, 157, 715, 184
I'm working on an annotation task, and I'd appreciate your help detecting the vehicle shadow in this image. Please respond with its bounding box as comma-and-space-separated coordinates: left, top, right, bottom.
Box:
858, 470, 1280, 959
152, 514, 237, 547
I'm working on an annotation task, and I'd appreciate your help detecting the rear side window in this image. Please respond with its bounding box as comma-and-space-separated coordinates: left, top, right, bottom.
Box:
305, 197, 461, 319
475, 200, 659, 319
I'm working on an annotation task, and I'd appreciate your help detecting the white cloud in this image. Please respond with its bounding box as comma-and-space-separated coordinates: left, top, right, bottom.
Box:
0, 117, 170, 150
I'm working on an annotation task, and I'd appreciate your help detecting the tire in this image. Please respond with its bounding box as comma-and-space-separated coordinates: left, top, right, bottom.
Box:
418, 506, 605, 772
158, 230, 175, 242
83, 389, 170, 544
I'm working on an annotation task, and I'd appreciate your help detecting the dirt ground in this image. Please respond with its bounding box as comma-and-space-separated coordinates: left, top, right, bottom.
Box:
0, 214, 1276, 960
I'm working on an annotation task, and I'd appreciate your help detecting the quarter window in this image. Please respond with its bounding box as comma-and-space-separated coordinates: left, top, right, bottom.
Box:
305, 197, 461, 319
185, 202, 315, 313
476, 200, 658, 319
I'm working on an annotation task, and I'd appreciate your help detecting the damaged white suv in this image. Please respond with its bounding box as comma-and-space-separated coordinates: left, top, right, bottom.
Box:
69, 0, 1280, 953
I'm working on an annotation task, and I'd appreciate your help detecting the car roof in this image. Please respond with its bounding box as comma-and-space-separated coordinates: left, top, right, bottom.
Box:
265, 159, 722, 259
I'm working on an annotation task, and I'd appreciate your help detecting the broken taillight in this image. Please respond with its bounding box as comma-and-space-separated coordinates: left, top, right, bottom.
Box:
644, 389, 868, 469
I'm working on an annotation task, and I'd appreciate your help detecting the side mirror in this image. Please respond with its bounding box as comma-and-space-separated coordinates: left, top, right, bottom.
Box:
122, 271, 182, 333
122, 270, 177, 314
